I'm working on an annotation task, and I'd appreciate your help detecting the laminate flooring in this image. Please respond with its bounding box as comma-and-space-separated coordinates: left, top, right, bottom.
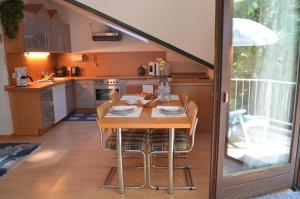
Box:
0, 121, 212, 199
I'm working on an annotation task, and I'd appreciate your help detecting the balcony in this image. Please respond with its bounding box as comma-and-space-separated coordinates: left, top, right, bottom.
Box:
225, 78, 296, 174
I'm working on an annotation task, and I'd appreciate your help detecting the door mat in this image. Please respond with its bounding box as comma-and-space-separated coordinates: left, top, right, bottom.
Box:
253, 191, 300, 199
0, 143, 41, 177
64, 113, 97, 121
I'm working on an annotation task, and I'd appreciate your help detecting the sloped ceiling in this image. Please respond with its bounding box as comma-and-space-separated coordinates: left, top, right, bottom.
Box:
63, 0, 215, 68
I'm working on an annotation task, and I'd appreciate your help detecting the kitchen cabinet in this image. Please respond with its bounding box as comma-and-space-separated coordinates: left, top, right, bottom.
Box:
7, 89, 55, 135
48, 10, 71, 52
75, 80, 96, 109
65, 81, 74, 114
5, 4, 71, 53
171, 84, 214, 134
40, 88, 55, 128
6, 81, 72, 135
124, 79, 159, 94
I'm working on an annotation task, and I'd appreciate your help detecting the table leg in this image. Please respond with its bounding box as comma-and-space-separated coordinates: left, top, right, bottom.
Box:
168, 128, 175, 194
117, 128, 125, 194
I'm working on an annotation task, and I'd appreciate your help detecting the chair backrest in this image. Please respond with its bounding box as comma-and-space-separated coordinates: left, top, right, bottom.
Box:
179, 90, 189, 110
186, 100, 198, 136
96, 101, 112, 134
111, 91, 120, 104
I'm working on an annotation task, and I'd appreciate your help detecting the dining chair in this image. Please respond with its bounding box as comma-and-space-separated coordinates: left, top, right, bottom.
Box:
96, 101, 148, 189
151, 90, 189, 148
111, 91, 120, 104
228, 109, 269, 147
147, 100, 199, 190
179, 90, 189, 111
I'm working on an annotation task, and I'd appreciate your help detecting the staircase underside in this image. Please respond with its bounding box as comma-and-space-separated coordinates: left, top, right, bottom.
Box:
62, 0, 215, 69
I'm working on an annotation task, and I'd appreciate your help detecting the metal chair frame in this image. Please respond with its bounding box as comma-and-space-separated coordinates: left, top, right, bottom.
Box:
147, 118, 198, 190
96, 103, 147, 189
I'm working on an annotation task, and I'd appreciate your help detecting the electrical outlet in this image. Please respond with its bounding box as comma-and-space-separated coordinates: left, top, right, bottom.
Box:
12, 72, 16, 79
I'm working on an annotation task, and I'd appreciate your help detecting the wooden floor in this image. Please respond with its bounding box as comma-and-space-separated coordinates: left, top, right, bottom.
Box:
0, 121, 211, 199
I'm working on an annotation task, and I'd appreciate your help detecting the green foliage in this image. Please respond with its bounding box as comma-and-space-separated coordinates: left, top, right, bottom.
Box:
232, 0, 300, 79
234, 0, 267, 21
0, 0, 23, 39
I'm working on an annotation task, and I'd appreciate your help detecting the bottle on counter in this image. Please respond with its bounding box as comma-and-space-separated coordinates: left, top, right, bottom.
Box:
158, 82, 171, 103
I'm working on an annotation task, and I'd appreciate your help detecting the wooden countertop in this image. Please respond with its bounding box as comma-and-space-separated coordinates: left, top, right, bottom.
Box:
4, 78, 73, 91
5, 76, 213, 91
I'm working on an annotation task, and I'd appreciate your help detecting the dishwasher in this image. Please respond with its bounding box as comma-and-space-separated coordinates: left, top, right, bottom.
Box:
52, 83, 67, 123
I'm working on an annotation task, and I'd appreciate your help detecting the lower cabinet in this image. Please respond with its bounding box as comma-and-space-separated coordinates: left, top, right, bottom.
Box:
171, 84, 214, 134
40, 88, 55, 129
75, 80, 96, 109
7, 82, 72, 136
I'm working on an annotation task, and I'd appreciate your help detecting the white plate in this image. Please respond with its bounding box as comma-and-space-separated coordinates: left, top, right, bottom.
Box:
110, 106, 136, 113
126, 100, 138, 105
157, 106, 184, 114
140, 100, 150, 105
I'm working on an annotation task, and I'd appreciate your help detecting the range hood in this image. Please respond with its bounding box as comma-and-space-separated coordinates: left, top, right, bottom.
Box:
92, 31, 122, 41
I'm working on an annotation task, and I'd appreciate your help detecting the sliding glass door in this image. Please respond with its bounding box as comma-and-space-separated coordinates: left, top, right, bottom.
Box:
215, 0, 300, 198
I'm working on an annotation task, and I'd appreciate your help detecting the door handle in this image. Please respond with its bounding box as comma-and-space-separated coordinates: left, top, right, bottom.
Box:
223, 92, 229, 103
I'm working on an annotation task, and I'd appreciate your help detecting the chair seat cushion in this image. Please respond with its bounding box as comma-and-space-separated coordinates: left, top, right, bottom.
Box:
149, 132, 190, 152
106, 132, 147, 151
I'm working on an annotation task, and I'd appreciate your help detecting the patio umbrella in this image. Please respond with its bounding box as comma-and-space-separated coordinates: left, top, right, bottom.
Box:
233, 18, 279, 46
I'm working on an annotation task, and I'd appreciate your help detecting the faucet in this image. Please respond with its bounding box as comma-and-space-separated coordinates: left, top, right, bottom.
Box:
47, 73, 55, 79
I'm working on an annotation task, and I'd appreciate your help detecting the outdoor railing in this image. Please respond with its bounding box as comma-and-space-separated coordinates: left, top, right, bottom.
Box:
231, 78, 297, 127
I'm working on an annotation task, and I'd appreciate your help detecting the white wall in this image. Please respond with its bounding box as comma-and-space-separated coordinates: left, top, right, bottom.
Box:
63, 9, 162, 53
0, 26, 13, 135
167, 52, 207, 73
66, 0, 216, 64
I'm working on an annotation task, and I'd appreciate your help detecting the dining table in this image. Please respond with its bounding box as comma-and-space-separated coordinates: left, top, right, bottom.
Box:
100, 95, 191, 194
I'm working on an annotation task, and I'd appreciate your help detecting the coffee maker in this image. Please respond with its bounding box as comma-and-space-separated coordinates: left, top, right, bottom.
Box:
15, 67, 33, 87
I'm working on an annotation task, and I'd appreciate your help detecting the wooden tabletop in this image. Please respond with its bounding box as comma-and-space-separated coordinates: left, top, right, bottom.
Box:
101, 100, 191, 129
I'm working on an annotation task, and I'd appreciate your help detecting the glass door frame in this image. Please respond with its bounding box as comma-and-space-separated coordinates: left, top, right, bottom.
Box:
211, 0, 300, 198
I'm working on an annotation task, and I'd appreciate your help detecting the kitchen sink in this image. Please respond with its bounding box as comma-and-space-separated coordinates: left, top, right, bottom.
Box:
36, 77, 67, 82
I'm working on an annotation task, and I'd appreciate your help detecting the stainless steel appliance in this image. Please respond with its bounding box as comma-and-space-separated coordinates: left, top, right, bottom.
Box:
71, 66, 81, 76
55, 66, 67, 77
94, 79, 121, 105
15, 67, 33, 87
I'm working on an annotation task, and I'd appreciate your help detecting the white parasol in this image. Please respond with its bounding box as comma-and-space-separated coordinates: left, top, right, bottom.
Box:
233, 18, 279, 46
